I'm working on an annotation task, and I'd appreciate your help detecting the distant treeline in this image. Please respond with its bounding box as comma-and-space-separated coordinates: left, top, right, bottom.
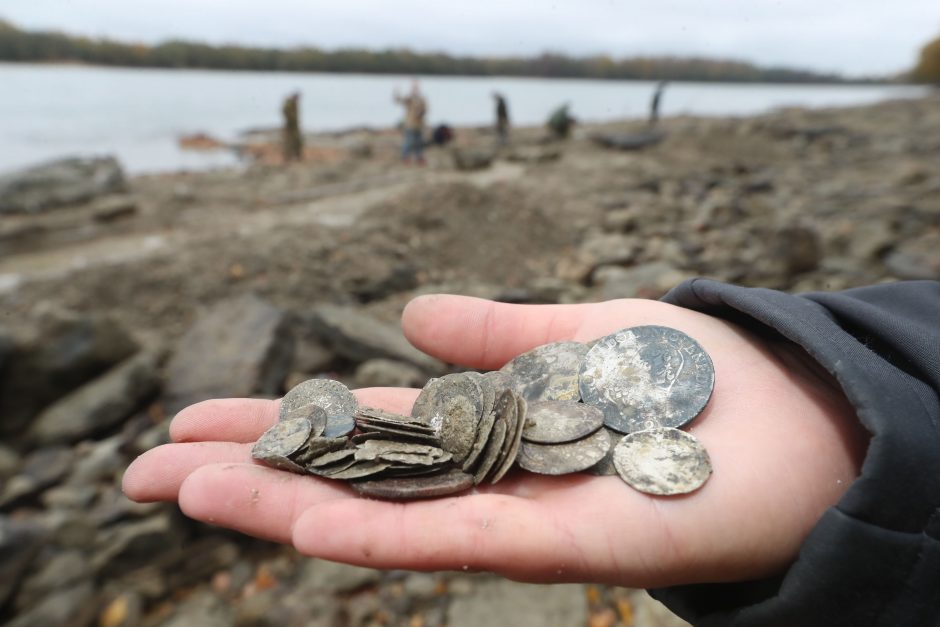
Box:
0, 19, 855, 83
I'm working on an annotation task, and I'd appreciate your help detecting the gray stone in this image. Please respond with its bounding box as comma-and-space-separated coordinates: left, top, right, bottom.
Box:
162, 590, 234, 627
15, 549, 89, 611
0, 516, 46, 608
0, 310, 138, 438
0, 443, 21, 482
31, 350, 162, 445
0, 446, 74, 507
92, 513, 181, 576
447, 578, 588, 627
0, 156, 126, 214
41, 484, 99, 510
884, 232, 940, 280
297, 558, 382, 593
66, 435, 126, 485
770, 225, 823, 276
4, 581, 97, 627
306, 305, 444, 373
354, 358, 426, 388
163, 294, 294, 413
595, 262, 691, 300
451, 148, 494, 171
130, 419, 171, 456
91, 195, 138, 223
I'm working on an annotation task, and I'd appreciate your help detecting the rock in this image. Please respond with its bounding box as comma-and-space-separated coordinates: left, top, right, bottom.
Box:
130, 419, 171, 456
92, 195, 138, 223
0, 310, 138, 439
0, 517, 46, 608
4, 581, 97, 627
41, 484, 98, 510
505, 146, 562, 163
162, 590, 234, 627
447, 578, 587, 627
771, 225, 823, 276
595, 262, 692, 300
884, 232, 940, 280
589, 130, 665, 151
66, 435, 126, 486
163, 294, 294, 413
572, 233, 642, 283
30, 350, 162, 445
354, 358, 426, 388
0, 156, 126, 214
602, 208, 638, 232
92, 513, 182, 576
15, 549, 89, 611
306, 305, 444, 373
97, 592, 143, 627
289, 324, 337, 374
0, 444, 21, 482
451, 148, 494, 171
0, 446, 74, 508
297, 558, 382, 594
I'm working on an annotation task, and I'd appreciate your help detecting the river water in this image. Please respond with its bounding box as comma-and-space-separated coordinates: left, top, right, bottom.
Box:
0, 62, 930, 174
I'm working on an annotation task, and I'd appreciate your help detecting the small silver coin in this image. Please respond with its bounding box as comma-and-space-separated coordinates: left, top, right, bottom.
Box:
350, 430, 441, 446
251, 417, 313, 472
500, 341, 589, 402
283, 404, 328, 438
516, 427, 611, 476
472, 415, 508, 485
280, 379, 358, 421
489, 391, 526, 484
324, 460, 391, 480
292, 435, 349, 465
323, 414, 356, 438
613, 427, 712, 496
352, 468, 474, 500
579, 326, 715, 434
461, 408, 498, 471
379, 451, 453, 466
307, 448, 356, 468
522, 400, 605, 444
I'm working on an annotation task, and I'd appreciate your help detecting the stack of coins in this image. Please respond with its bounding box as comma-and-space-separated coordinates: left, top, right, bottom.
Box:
251, 325, 715, 499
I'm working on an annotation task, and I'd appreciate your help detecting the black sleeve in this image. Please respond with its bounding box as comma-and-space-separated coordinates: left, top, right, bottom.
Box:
650, 279, 940, 627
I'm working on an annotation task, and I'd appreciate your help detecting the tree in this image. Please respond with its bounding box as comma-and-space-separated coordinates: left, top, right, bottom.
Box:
911, 35, 940, 84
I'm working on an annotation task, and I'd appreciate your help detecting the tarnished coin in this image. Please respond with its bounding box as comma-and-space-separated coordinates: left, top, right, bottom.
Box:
465, 371, 497, 419
325, 460, 391, 480
350, 430, 440, 446
292, 435, 349, 465
489, 391, 526, 484
352, 468, 474, 500
426, 373, 484, 430
307, 448, 356, 468
613, 427, 712, 495
471, 415, 507, 484
482, 370, 513, 394
461, 408, 498, 472
579, 326, 714, 433
500, 341, 589, 402
522, 400, 605, 444
323, 414, 356, 438
516, 427, 611, 476
280, 379, 358, 421
251, 417, 313, 473
283, 404, 328, 438
586, 428, 623, 477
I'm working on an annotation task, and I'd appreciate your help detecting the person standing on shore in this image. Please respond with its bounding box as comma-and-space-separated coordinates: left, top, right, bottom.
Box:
649, 81, 668, 127
493, 92, 510, 145
394, 81, 428, 165
281, 92, 303, 162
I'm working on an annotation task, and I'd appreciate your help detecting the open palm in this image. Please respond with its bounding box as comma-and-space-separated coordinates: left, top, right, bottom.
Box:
123, 295, 866, 588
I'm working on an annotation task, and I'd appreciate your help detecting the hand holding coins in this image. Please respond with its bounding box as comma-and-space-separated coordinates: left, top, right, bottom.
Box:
251, 325, 716, 499
127, 295, 864, 586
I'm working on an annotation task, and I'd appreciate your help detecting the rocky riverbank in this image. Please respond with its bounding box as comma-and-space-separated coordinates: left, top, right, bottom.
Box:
1, 94, 938, 626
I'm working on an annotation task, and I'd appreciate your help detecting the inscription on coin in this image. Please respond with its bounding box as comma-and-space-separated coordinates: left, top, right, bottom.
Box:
613, 427, 712, 495
579, 326, 714, 433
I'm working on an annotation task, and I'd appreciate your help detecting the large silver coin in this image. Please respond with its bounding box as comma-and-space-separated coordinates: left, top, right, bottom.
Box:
613, 427, 712, 496
280, 379, 358, 421
516, 427, 611, 476
500, 341, 589, 402
251, 417, 313, 473
522, 401, 605, 444
579, 326, 714, 433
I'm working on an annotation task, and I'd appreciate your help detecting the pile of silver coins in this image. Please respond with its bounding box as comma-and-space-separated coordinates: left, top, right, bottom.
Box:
252, 325, 715, 500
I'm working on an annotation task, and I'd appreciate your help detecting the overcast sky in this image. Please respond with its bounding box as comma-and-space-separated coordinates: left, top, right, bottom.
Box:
3, 1, 940, 77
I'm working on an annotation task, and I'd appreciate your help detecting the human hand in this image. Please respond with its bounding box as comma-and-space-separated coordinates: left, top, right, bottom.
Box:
123, 295, 866, 588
